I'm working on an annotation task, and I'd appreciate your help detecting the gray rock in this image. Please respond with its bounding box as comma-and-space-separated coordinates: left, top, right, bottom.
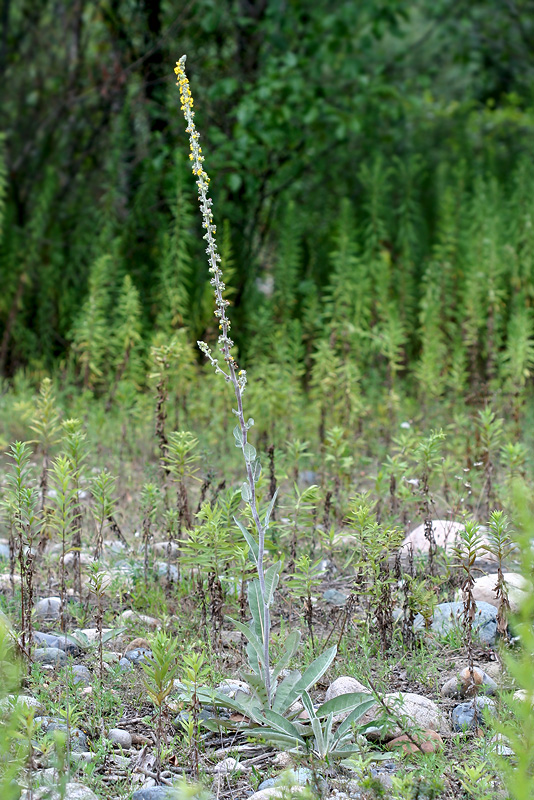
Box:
258, 768, 315, 791
451, 697, 496, 731
21, 782, 98, 800
40, 721, 89, 752
119, 657, 133, 672
132, 789, 175, 800
323, 589, 348, 607
108, 728, 132, 748
113, 559, 139, 576
124, 648, 152, 665
0, 543, 10, 559
34, 597, 62, 620
70, 665, 91, 686
0, 694, 42, 714
154, 561, 179, 582
414, 601, 498, 646
34, 647, 67, 666
34, 631, 79, 654
217, 679, 251, 699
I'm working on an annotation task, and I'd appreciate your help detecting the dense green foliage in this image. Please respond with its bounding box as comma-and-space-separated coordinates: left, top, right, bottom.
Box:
2, 0, 534, 406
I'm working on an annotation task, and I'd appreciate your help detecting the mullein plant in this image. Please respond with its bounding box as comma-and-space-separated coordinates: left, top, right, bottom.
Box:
174, 56, 278, 703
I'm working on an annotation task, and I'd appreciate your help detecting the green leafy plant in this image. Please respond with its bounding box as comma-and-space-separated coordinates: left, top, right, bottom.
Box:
141, 629, 180, 784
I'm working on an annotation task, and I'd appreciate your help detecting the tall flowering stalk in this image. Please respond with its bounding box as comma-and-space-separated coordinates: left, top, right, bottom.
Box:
174, 56, 273, 702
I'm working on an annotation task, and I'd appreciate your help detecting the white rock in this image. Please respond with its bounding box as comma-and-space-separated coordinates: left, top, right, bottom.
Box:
324, 676, 371, 722
152, 541, 180, 559
273, 752, 293, 768
246, 789, 308, 800
217, 679, 251, 699
325, 676, 370, 702
362, 692, 449, 741
119, 610, 161, 630
401, 520, 494, 560
470, 573, 529, 614
21, 782, 99, 800
214, 756, 245, 775
71, 628, 114, 645
513, 690, 534, 706
108, 728, 132, 749
34, 597, 62, 619
62, 552, 93, 568
0, 573, 21, 592
0, 694, 42, 714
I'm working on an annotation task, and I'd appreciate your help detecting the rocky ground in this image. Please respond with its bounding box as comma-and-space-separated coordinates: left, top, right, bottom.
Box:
0, 521, 527, 800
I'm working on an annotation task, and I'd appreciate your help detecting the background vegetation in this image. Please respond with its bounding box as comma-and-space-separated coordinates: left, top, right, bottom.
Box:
1, 0, 534, 413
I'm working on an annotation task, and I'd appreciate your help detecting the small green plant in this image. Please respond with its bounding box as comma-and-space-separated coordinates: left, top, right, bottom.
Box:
87, 563, 109, 682
179, 650, 210, 780
140, 482, 161, 587
141, 629, 180, 784
3, 441, 39, 657
163, 430, 200, 532
454, 521, 484, 703
62, 418, 89, 601
90, 469, 116, 559
29, 377, 61, 515
286, 555, 323, 653
48, 455, 78, 632
484, 510, 514, 637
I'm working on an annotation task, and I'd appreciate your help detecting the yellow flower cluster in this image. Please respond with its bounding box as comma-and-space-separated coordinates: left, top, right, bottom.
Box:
174, 55, 244, 385
174, 58, 210, 185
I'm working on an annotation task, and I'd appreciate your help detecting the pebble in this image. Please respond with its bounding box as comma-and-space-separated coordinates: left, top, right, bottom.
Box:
0, 542, 10, 559
119, 657, 133, 672
108, 728, 132, 749
34, 647, 67, 666
414, 601, 499, 646
441, 667, 497, 699
124, 648, 152, 665
323, 589, 349, 607
34, 597, 62, 620
451, 697, 496, 731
